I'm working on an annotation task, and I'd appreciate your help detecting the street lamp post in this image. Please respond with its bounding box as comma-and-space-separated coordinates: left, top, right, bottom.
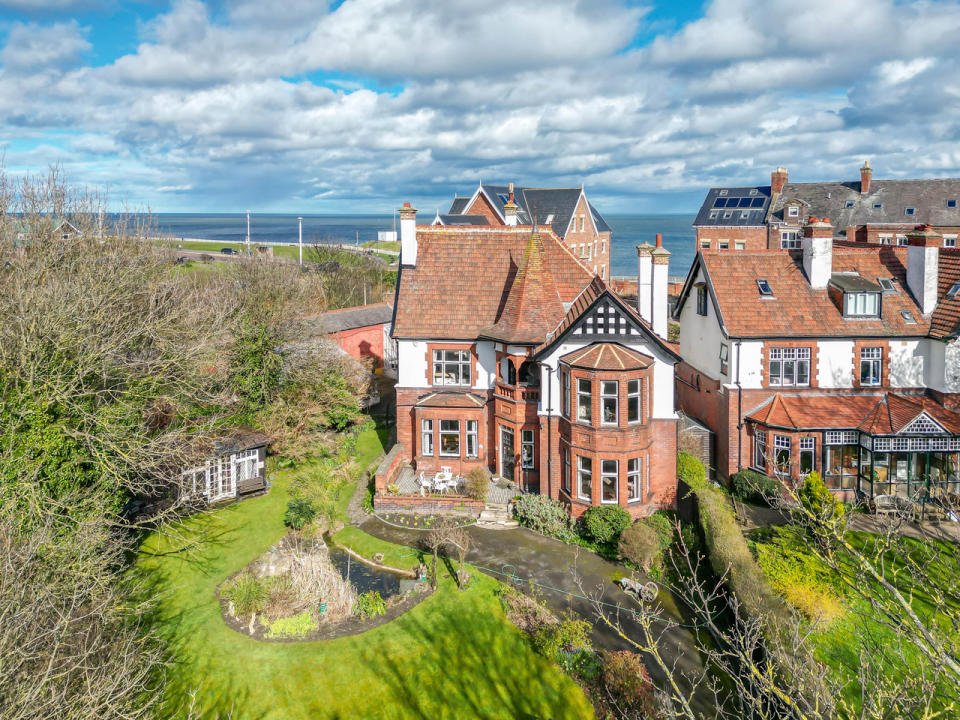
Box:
245, 209, 251, 255
298, 216, 303, 266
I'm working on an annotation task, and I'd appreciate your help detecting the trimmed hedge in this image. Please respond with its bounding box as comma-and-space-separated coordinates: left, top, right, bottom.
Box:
730, 469, 782, 506
581, 505, 631, 545
679, 452, 790, 630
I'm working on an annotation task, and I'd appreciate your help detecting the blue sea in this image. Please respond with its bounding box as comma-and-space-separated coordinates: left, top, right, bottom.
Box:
151, 213, 696, 279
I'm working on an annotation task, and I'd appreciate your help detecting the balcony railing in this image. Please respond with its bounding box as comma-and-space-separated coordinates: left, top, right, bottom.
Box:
495, 382, 540, 402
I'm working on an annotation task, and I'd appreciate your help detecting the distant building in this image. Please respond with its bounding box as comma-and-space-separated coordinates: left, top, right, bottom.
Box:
674, 219, 960, 501
694, 162, 960, 252
435, 182, 613, 281
307, 302, 396, 370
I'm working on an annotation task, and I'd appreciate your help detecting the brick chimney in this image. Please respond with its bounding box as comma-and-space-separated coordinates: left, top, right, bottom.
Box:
802, 216, 833, 289
651, 233, 671, 339
399, 201, 417, 266
860, 160, 872, 195
771, 166, 788, 195
906, 225, 941, 315
504, 182, 518, 227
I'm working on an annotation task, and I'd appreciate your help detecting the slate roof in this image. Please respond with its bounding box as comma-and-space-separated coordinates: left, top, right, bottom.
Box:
434, 214, 489, 226
561, 343, 654, 371
449, 197, 470, 214
308, 302, 393, 333
693, 187, 772, 227
447, 184, 612, 239
392, 226, 593, 341
676, 243, 941, 338
748, 392, 960, 435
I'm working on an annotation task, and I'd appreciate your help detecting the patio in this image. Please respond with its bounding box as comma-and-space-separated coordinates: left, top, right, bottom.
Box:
394, 466, 517, 504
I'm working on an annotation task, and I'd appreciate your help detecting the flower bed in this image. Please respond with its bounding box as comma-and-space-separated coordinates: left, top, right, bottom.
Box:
376, 512, 476, 530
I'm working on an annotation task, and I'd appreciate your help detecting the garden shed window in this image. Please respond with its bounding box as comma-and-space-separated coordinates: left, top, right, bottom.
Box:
577, 456, 592, 501
439, 420, 460, 457
433, 349, 471, 386
601, 460, 618, 503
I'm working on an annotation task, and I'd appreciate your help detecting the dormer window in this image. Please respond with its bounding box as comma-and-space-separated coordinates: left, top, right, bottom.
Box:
948, 199, 957, 209
904, 207, 916, 216
787, 206, 799, 218
845, 291, 880, 317
873, 203, 883, 210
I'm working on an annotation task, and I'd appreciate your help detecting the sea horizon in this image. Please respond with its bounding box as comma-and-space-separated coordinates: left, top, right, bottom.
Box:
150, 212, 697, 278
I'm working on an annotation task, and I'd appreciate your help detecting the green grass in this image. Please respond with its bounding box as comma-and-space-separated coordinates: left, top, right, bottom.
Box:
362, 240, 400, 252
135, 434, 590, 719
160, 238, 397, 266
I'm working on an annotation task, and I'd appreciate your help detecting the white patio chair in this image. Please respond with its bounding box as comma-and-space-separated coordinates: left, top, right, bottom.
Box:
417, 471, 433, 496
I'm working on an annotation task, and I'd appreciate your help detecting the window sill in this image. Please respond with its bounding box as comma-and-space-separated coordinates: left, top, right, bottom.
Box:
627, 497, 642, 504
601, 499, 619, 505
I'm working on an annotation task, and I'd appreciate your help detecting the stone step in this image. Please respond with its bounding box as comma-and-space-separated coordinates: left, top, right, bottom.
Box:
476, 519, 519, 529
478, 509, 509, 522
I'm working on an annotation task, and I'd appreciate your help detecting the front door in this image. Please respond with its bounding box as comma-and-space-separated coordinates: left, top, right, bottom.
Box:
500, 427, 515, 482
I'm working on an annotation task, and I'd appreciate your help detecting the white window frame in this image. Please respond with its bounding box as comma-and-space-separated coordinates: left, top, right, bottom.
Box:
718, 240, 729, 250
576, 378, 592, 423
601, 459, 618, 504
769, 347, 810, 386
944, 235, 957, 248
561, 369, 570, 418
421, 419, 434, 456
627, 458, 642, 502
719, 343, 729, 375
577, 456, 592, 501
601, 380, 618, 426
799, 437, 815, 477
753, 431, 767, 471
774, 435, 791, 477
700, 240, 711, 249
780, 231, 800, 249
787, 206, 800, 218
466, 420, 478, 458
521, 429, 535, 469
432, 349, 471, 386
439, 419, 460, 457
860, 346, 882, 386
627, 379, 641, 423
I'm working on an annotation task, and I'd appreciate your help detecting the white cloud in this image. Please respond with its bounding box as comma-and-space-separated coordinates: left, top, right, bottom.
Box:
0, 20, 90, 70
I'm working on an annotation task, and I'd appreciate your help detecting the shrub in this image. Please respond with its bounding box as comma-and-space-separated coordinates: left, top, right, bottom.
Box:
798, 471, 845, 520
386, 483, 400, 495
222, 572, 268, 617
531, 616, 592, 664
284, 497, 317, 530
731, 469, 782, 506
618, 522, 662, 572
265, 610, 319, 639
581, 505, 632, 545
354, 590, 386, 619
601, 650, 661, 718
464, 467, 491, 501
513, 494, 576, 542
642, 511, 675, 551
677, 451, 706, 488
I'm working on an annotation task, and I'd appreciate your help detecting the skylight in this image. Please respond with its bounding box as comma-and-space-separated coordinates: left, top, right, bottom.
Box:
756, 279, 774, 296
878, 278, 896, 293
719, 189, 728, 196
905, 207, 916, 216
900, 310, 916, 324
873, 203, 883, 210
545, 213, 554, 223
845, 201, 854, 208
948, 282, 960, 299
948, 199, 958, 209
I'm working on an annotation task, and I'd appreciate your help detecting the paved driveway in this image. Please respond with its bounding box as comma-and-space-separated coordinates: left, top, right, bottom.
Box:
359, 516, 708, 704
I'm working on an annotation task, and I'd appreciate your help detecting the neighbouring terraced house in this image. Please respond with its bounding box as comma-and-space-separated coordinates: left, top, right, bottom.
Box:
390, 201, 678, 517
694, 162, 960, 252
434, 181, 613, 281
674, 217, 960, 501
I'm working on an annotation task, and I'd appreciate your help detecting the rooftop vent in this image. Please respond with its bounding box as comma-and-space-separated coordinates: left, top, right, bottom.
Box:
900, 310, 916, 324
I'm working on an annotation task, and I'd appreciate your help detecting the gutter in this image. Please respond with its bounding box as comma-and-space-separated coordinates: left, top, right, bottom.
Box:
736, 339, 743, 473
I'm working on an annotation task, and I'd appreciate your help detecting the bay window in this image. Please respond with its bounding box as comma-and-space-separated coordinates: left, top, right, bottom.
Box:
433, 349, 471, 386
601, 460, 618, 503
799, 437, 815, 476
774, 435, 791, 476
627, 458, 642, 502
439, 419, 460, 456
577, 378, 592, 423
601, 381, 618, 425
753, 431, 767, 471
562, 445, 571, 492
577, 456, 592, 501
561, 369, 570, 418
627, 379, 641, 423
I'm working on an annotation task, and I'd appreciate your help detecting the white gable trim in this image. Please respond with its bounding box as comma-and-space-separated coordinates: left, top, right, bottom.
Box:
900, 411, 949, 435
464, 184, 505, 223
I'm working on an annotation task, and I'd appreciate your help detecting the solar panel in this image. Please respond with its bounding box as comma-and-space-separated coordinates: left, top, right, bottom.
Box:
714, 198, 728, 208
756, 279, 773, 296
738, 197, 752, 208
948, 282, 960, 299
751, 197, 765, 207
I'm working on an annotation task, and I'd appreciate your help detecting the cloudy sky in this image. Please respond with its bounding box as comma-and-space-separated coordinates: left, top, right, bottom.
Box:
2, 0, 960, 214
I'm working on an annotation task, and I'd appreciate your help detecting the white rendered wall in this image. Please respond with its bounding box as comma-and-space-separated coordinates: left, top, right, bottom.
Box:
817, 340, 855, 388
397, 340, 428, 386
474, 341, 496, 390
677, 268, 727, 380
889, 340, 925, 387
736, 341, 764, 389
945, 339, 960, 392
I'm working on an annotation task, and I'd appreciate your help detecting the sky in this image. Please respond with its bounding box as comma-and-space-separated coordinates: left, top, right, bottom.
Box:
1, 0, 960, 214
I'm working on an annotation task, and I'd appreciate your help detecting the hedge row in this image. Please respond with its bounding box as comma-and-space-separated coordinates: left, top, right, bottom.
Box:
678, 452, 791, 632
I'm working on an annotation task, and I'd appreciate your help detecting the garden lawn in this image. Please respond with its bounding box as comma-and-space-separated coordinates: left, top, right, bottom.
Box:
136, 441, 591, 719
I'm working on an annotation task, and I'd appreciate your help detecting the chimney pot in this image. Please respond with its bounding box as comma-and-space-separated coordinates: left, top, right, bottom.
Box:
655, 233, 662, 247
771, 166, 789, 194
399, 202, 418, 265
906, 226, 941, 314
860, 161, 872, 195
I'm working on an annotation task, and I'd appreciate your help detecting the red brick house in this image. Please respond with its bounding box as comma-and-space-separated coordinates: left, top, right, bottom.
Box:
435, 182, 613, 282
674, 217, 960, 501
392, 202, 679, 517
694, 162, 960, 253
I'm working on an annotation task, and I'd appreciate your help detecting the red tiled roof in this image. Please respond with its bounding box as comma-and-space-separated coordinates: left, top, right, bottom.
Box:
747, 392, 960, 434
698, 244, 932, 338
392, 226, 593, 340
561, 343, 654, 370
931, 247, 960, 339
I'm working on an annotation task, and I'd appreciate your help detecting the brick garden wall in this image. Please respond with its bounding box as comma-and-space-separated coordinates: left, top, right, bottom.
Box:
372, 495, 484, 516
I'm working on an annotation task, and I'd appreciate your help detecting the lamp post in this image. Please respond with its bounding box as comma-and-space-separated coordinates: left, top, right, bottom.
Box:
298, 216, 303, 266
245, 209, 251, 255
